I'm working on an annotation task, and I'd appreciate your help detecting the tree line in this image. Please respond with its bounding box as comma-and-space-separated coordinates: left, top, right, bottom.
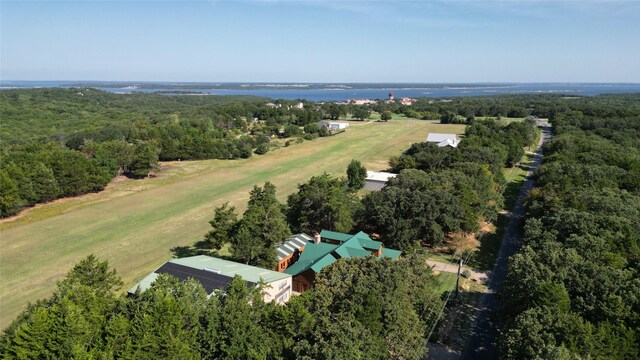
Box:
0, 89, 338, 218
5, 90, 634, 218
499, 110, 640, 358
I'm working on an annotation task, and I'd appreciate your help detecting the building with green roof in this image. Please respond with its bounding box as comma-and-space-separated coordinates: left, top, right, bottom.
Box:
282, 230, 402, 292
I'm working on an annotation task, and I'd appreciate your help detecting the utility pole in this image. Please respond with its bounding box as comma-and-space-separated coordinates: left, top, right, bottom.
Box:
455, 256, 463, 297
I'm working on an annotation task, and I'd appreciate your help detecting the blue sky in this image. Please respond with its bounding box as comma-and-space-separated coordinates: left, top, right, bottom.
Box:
1, 0, 639, 82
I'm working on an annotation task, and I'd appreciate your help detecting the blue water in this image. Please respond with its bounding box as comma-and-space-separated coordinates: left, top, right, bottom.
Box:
1, 81, 639, 101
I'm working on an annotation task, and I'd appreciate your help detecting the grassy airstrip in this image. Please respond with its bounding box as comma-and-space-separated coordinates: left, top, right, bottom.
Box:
0, 120, 465, 328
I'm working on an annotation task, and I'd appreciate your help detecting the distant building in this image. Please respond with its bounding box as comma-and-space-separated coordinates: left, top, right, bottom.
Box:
426, 133, 461, 148
129, 255, 293, 304
364, 170, 397, 191
346, 98, 377, 105
282, 230, 402, 292
293, 102, 304, 109
388, 91, 395, 101
400, 97, 416, 106
317, 120, 349, 132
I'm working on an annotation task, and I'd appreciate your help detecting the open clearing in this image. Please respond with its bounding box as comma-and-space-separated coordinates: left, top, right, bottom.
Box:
0, 121, 465, 328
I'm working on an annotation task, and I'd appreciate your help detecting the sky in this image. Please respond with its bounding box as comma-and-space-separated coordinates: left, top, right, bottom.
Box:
1, 0, 639, 83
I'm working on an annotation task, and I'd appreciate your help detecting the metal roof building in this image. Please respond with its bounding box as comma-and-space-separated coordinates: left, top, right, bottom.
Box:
283, 230, 402, 292
364, 171, 397, 191
277, 233, 312, 261
129, 255, 292, 304
426, 133, 461, 148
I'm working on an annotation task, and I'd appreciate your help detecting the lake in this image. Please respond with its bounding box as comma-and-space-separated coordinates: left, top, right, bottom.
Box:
1, 81, 639, 101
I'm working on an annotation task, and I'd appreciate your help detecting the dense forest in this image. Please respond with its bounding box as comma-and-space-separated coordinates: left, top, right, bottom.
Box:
499, 109, 640, 357
0, 89, 327, 218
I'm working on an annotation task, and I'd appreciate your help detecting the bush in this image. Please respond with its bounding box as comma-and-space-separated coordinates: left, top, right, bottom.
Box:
283, 125, 302, 138
254, 144, 269, 155
304, 133, 319, 141
303, 123, 320, 134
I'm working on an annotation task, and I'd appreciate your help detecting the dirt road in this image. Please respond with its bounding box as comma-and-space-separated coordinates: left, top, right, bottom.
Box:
459, 120, 552, 359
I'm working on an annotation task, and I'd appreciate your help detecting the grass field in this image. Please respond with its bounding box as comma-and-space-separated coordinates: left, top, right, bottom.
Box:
475, 116, 527, 124
0, 120, 466, 328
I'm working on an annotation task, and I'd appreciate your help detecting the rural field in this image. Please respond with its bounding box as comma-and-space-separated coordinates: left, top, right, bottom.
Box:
0, 120, 465, 328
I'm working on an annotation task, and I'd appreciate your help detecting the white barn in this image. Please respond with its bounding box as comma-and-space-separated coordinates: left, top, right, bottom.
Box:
364, 171, 397, 191
426, 133, 461, 148
317, 121, 349, 131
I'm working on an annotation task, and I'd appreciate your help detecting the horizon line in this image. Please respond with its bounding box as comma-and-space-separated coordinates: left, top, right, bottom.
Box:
2, 80, 640, 85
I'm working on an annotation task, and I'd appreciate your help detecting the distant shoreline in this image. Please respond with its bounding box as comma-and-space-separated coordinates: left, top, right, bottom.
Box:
2, 81, 639, 101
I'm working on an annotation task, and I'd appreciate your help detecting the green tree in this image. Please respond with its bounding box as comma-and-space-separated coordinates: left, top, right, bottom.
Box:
287, 173, 360, 234
346, 159, 367, 191
209, 276, 273, 359
129, 275, 207, 359
254, 143, 269, 155
380, 111, 392, 121
204, 203, 238, 250
28, 162, 61, 203
3, 162, 36, 205
295, 256, 441, 360
126, 141, 159, 178
231, 182, 290, 267
352, 107, 371, 121
303, 123, 320, 134
326, 104, 344, 120
359, 169, 480, 250
0, 169, 25, 217
283, 125, 301, 138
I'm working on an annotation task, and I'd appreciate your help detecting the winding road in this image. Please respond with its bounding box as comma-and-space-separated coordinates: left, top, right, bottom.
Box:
457, 120, 552, 359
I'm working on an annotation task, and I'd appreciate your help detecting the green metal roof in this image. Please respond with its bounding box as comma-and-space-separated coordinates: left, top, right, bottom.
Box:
171, 256, 290, 283
129, 255, 290, 293
283, 232, 401, 276
352, 232, 383, 251
321, 230, 382, 251
381, 248, 402, 260
283, 242, 337, 276
320, 230, 352, 242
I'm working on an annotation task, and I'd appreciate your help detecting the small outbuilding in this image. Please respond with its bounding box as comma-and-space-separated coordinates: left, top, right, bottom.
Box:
426, 133, 461, 148
317, 121, 349, 132
364, 170, 397, 191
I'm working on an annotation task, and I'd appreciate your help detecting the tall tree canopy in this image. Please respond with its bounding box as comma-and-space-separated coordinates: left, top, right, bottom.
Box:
287, 173, 360, 234
231, 182, 291, 267
346, 159, 367, 191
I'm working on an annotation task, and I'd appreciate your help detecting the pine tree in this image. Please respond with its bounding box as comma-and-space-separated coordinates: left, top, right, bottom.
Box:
231, 183, 290, 267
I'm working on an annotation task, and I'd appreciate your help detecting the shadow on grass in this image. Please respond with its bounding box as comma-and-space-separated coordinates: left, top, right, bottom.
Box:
468, 214, 509, 271
170, 240, 236, 261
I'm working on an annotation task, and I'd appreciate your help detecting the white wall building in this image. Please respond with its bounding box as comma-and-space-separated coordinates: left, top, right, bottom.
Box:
129, 255, 293, 304
426, 133, 461, 148
364, 171, 397, 191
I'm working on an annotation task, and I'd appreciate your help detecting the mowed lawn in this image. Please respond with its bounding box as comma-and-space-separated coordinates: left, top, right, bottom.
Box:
0, 121, 465, 328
